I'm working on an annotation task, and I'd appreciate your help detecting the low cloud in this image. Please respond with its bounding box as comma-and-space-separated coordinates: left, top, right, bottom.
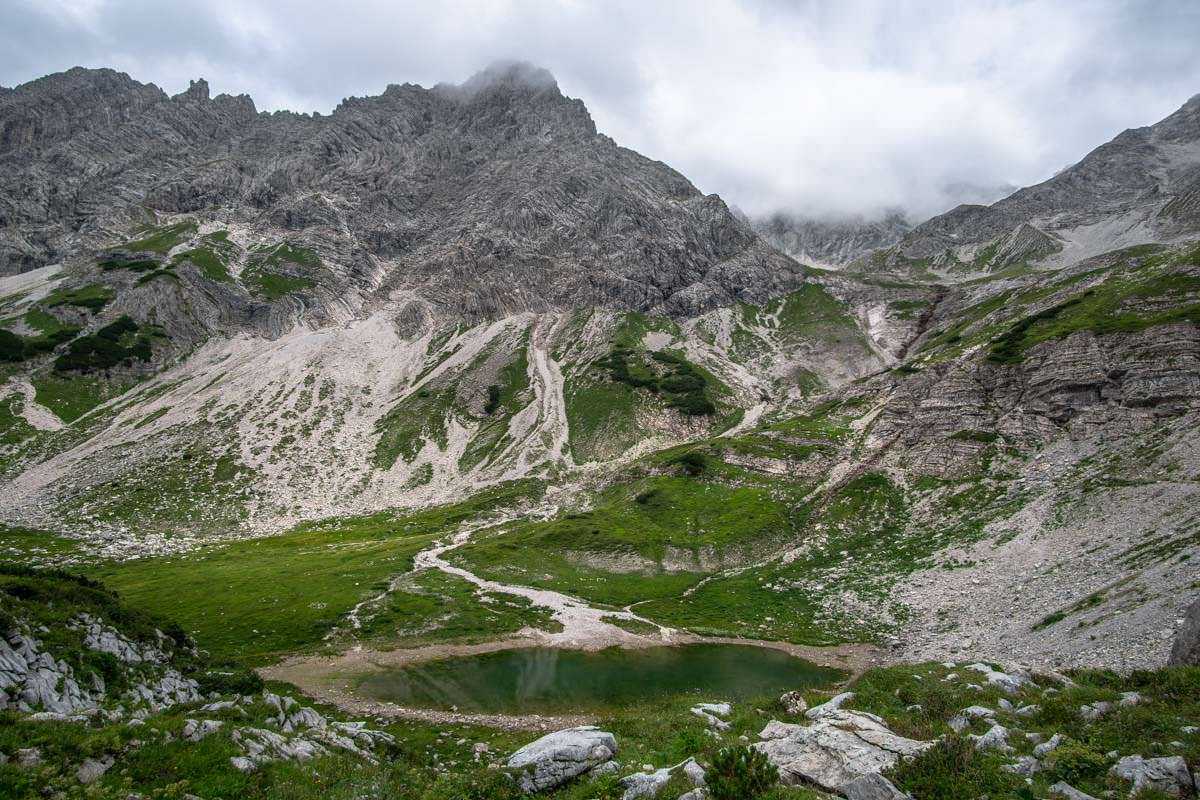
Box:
3, 0, 1198, 221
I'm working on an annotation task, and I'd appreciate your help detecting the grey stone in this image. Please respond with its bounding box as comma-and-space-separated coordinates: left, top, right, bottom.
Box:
842, 772, 913, 800
1109, 755, 1193, 797
805, 692, 855, 720
780, 691, 808, 716
969, 724, 1013, 753
1034, 733, 1063, 758
16, 748, 40, 768
964, 663, 1030, 694
1080, 701, 1111, 721
619, 766, 673, 800
506, 726, 618, 792
1049, 781, 1100, 800
1001, 756, 1040, 778
1170, 596, 1200, 666
755, 711, 932, 792
76, 756, 113, 784
230, 756, 257, 773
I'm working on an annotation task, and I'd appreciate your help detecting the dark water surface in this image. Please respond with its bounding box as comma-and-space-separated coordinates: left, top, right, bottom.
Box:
354, 644, 842, 713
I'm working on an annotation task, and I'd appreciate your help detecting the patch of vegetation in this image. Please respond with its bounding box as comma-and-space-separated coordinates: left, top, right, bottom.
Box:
243, 269, 317, 300
243, 242, 322, 299
122, 220, 199, 254
53, 315, 156, 372
455, 471, 804, 608
42, 283, 114, 311
564, 377, 641, 463
175, 247, 230, 281
354, 569, 562, 646
770, 283, 871, 347
885, 734, 1017, 800
374, 385, 460, 469
0, 328, 26, 361
1032, 587, 1110, 630
966, 244, 1200, 364
598, 345, 717, 416
67, 431, 251, 530
90, 480, 545, 661
0, 313, 81, 362
483, 384, 501, 414
834, 662, 1200, 800
30, 374, 119, 422
98, 255, 162, 273
460, 337, 533, 472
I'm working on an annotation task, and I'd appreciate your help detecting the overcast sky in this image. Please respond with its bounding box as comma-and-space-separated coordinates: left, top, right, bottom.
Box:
3, 0, 1199, 221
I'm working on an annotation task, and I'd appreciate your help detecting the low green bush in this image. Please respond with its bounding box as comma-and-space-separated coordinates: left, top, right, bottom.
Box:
1044, 738, 1110, 785
706, 745, 779, 800
885, 734, 1017, 800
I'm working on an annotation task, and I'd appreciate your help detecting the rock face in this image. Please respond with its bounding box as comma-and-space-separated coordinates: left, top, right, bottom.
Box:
505, 725, 618, 792
0, 63, 799, 321
868, 93, 1200, 276
1170, 596, 1200, 665
754, 709, 933, 793
0, 617, 198, 715
755, 211, 912, 269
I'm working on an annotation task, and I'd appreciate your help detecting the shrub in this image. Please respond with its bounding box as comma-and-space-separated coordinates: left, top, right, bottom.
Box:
1044, 738, 1110, 785
705, 746, 779, 800
0, 329, 24, 361
885, 734, 1016, 800
634, 488, 660, 504
671, 450, 709, 476
484, 384, 502, 415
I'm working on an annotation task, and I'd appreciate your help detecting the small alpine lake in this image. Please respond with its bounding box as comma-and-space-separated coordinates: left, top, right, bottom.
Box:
353, 643, 843, 714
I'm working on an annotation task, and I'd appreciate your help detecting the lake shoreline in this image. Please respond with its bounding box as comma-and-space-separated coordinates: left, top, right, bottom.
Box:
260, 632, 885, 731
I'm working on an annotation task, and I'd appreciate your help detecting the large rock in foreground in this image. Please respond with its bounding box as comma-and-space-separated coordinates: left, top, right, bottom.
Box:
754, 709, 932, 794
506, 725, 617, 792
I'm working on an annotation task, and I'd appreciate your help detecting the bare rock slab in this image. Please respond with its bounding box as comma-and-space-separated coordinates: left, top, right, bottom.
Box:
754, 710, 932, 794
506, 725, 618, 792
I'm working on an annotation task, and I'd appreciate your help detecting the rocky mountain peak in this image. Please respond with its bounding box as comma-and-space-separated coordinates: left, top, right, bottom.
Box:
173, 78, 211, 103
0, 67, 165, 155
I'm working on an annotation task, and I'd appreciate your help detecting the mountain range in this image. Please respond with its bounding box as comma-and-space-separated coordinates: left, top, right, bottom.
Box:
1, 63, 1198, 678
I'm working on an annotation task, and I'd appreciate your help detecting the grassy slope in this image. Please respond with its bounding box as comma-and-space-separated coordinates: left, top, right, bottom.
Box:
87, 480, 545, 662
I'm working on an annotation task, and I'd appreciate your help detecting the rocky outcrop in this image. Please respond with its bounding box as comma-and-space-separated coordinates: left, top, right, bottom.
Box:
755, 211, 911, 269
1170, 596, 1200, 665
506, 725, 618, 792
1109, 755, 1194, 797
754, 708, 933, 794
0, 614, 200, 715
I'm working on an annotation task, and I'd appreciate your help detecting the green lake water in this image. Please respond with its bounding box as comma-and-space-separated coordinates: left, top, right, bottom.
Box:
354, 644, 842, 713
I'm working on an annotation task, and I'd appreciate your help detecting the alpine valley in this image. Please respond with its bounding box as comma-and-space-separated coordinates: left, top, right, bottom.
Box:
1, 63, 1198, 800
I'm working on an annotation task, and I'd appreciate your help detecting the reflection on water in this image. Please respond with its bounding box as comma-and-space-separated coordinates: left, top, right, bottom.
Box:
356, 644, 841, 713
